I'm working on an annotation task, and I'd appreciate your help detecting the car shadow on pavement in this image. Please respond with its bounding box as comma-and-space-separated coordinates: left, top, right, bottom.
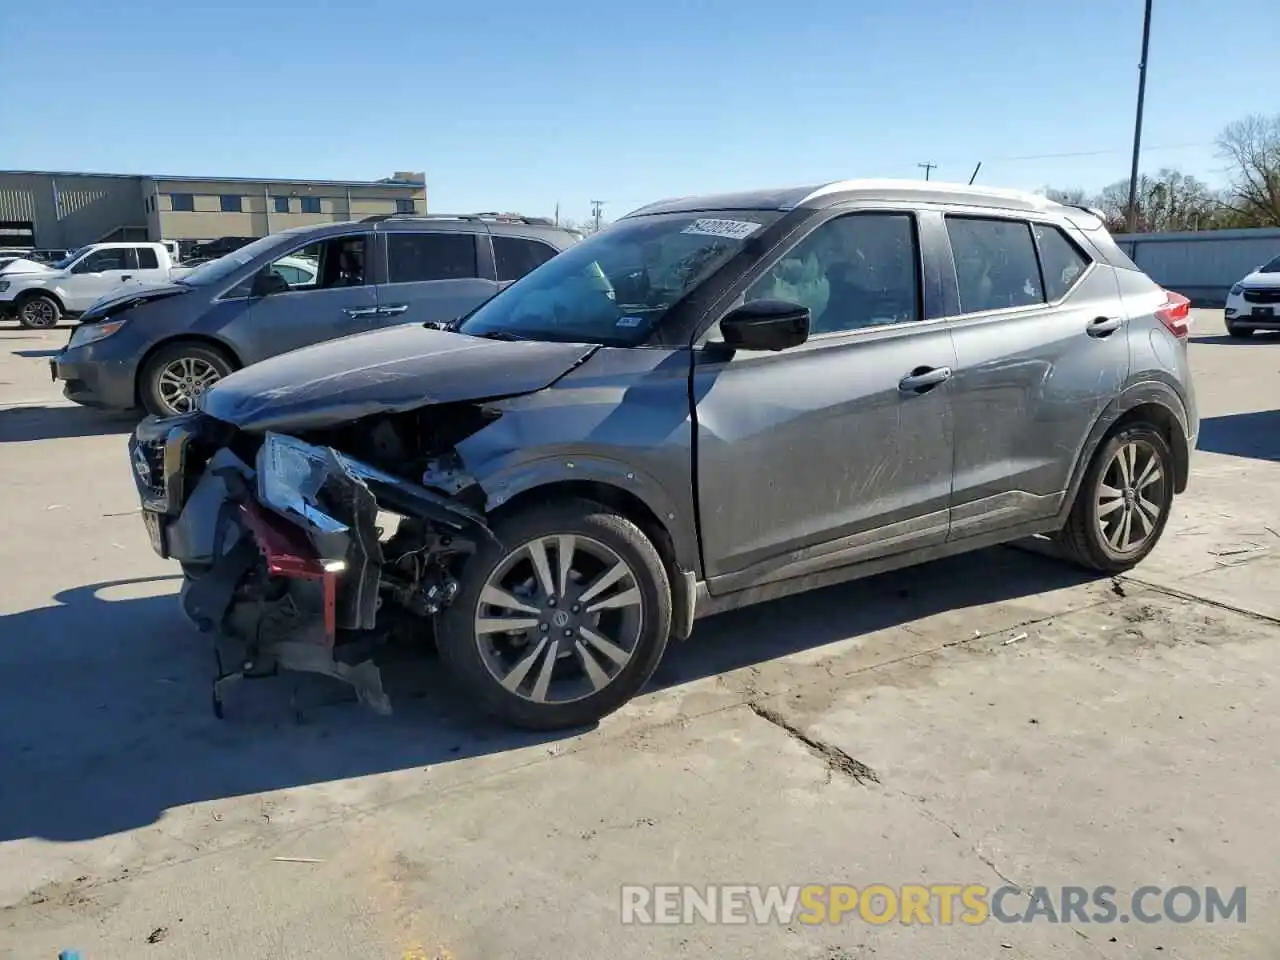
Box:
0, 404, 139, 442
1196, 409, 1280, 462
13, 348, 61, 358
0, 548, 1099, 845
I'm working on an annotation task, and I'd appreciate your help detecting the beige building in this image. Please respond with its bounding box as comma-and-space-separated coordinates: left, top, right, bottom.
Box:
0, 169, 427, 251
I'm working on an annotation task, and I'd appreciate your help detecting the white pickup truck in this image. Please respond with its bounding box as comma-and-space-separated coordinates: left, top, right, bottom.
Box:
0, 242, 192, 328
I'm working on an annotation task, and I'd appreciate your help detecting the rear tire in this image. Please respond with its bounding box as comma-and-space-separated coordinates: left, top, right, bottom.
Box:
1226, 322, 1251, 339
140, 342, 235, 417
1057, 423, 1175, 573
436, 498, 672, 730
17, 293, 62, 329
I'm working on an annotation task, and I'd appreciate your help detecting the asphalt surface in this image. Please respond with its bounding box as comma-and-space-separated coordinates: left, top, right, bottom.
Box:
2, 312, 1279, 959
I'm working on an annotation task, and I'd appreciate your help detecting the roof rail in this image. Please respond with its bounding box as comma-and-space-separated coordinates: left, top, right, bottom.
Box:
360, 212, 556, 226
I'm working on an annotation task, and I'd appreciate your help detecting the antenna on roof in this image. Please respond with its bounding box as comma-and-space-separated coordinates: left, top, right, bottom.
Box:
968, 162, 982, 185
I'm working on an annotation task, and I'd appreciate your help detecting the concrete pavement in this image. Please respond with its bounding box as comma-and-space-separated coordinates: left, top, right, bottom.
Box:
2, 311, 1279, 959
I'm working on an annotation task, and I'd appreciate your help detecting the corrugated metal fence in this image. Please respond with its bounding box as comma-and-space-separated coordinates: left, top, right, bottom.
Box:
1116, 227, 1280, 306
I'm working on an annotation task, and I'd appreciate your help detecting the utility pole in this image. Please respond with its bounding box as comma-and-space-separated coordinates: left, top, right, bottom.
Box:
554, 202, 560, 226
1126, 0, 1154, 234
917, 162, 937, 181
590, 199, 605, 232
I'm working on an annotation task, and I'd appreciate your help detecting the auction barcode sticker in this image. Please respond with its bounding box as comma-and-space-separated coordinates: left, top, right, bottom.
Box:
681, 218, 762, 240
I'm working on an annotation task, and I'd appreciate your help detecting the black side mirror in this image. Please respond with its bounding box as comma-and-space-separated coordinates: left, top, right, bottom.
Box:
252, 269, 290, 298
718, 299, 810, 351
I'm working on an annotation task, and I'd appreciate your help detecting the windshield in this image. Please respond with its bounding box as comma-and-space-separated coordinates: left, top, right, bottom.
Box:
177, 234, 292, 286
1260, 255, 1280, 274
456, 211, 780, 345
51, 246, 88, 269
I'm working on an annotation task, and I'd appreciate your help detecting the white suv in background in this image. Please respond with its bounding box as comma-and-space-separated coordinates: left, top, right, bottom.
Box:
1225, 253, 1280, 338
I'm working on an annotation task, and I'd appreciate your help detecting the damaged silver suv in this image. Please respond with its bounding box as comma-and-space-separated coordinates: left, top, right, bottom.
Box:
127, 179, 1197, 729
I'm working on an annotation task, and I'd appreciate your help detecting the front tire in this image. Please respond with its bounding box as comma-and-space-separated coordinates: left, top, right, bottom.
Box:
1226, 322, 1252, 339
1057, 423, 1175, 573
17, 294, 62, 329
436, 498, 672, 730
140, 342, 235, 417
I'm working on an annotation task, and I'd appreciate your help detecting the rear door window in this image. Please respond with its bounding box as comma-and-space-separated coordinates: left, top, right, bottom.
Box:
945, 216, 1044, 313
493, 236, 559, 281
135, 247, 160, 269
387, 233, 479, 282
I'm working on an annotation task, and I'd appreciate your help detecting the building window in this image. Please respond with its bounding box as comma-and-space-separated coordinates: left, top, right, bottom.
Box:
220, 195, 243, 213
274, 196, 291, 214
169, 193, 194, 212
395, 198, 415, 214
301, 197, 321, 214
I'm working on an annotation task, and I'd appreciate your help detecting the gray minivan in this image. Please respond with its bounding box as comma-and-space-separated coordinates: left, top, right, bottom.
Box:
51, 214, 581, 416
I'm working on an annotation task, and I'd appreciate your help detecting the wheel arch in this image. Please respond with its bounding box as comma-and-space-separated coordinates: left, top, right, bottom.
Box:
1058, 381, 1192, 525
14, 287, 66, 313
134, 335, 242, 406
486, 476, 698, 640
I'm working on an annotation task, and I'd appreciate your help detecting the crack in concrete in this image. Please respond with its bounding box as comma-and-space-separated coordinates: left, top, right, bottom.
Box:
746, 701, 880, 785
898, 793, 1025, 893
1122, 574, 1280, 627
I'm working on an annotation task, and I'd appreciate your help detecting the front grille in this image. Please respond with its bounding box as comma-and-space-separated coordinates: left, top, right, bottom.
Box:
1242, 287, 1280, 304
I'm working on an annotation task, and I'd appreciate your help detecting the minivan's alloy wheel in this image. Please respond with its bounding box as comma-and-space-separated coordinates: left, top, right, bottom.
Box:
140, 342, 235, 417
1058, 423, 1175, 573
18, 295, 61, 328
157, 357, 223, 413
436, 499, 672, 730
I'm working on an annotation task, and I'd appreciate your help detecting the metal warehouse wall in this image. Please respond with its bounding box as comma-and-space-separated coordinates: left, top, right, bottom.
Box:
0, 173, 147, 249
1116, 228, 1280, 306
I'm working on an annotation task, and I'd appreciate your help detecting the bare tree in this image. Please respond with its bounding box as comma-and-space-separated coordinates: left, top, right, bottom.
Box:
1216, 113, 1280, 227
1091, 169, 1222, 233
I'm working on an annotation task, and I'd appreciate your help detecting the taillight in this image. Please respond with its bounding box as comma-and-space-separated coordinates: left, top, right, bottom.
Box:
1155, 290, 1191, 339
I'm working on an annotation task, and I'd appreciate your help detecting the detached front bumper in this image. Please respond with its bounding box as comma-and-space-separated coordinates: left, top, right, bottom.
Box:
127, 414, 494, 715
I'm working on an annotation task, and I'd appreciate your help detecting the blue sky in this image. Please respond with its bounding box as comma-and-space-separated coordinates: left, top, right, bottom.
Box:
2, 0, 1275, 224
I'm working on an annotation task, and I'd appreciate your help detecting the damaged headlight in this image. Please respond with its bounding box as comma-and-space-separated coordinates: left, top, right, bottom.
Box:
257, 433, 349, 535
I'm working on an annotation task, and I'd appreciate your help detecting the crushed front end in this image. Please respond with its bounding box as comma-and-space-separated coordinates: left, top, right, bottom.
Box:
128, 410, 495, 717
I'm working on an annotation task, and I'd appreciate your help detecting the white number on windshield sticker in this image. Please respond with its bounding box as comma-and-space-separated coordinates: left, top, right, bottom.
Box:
680, 218, 761, 240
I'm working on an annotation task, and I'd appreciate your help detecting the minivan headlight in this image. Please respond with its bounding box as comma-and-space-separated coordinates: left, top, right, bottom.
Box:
1230, 283, 1244, 296
69, 319, 127, 347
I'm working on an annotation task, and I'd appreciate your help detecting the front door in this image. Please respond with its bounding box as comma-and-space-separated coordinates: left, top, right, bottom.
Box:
693, 210, 958, 592
941, 214, 1131, 538
215, 232, 379, 364
63, 247, 136, 312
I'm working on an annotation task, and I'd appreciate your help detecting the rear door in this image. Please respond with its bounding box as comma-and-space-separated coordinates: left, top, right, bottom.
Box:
376, 230, 498, 328
129, 246, 172, 286
213, 232, 378, 363
940, 210, 1130, 538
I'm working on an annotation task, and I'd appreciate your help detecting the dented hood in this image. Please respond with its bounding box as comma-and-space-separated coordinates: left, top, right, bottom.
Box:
200, 324, 598, 432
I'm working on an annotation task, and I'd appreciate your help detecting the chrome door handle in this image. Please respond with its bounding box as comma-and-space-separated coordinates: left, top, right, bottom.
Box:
378, 304, 409, 317
898, 365, 952, 393
344, 306, 380, 319
1087, 315, 1123, 337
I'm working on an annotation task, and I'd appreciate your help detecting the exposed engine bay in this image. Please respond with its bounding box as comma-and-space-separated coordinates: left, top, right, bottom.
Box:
130, 402, 504, 717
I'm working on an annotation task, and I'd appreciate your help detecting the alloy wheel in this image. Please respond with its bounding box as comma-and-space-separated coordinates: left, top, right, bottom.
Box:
1095, 439, 1167, 555
474, 533, 645, 704
21, 300, 57, 328
156, 357, 223, 414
